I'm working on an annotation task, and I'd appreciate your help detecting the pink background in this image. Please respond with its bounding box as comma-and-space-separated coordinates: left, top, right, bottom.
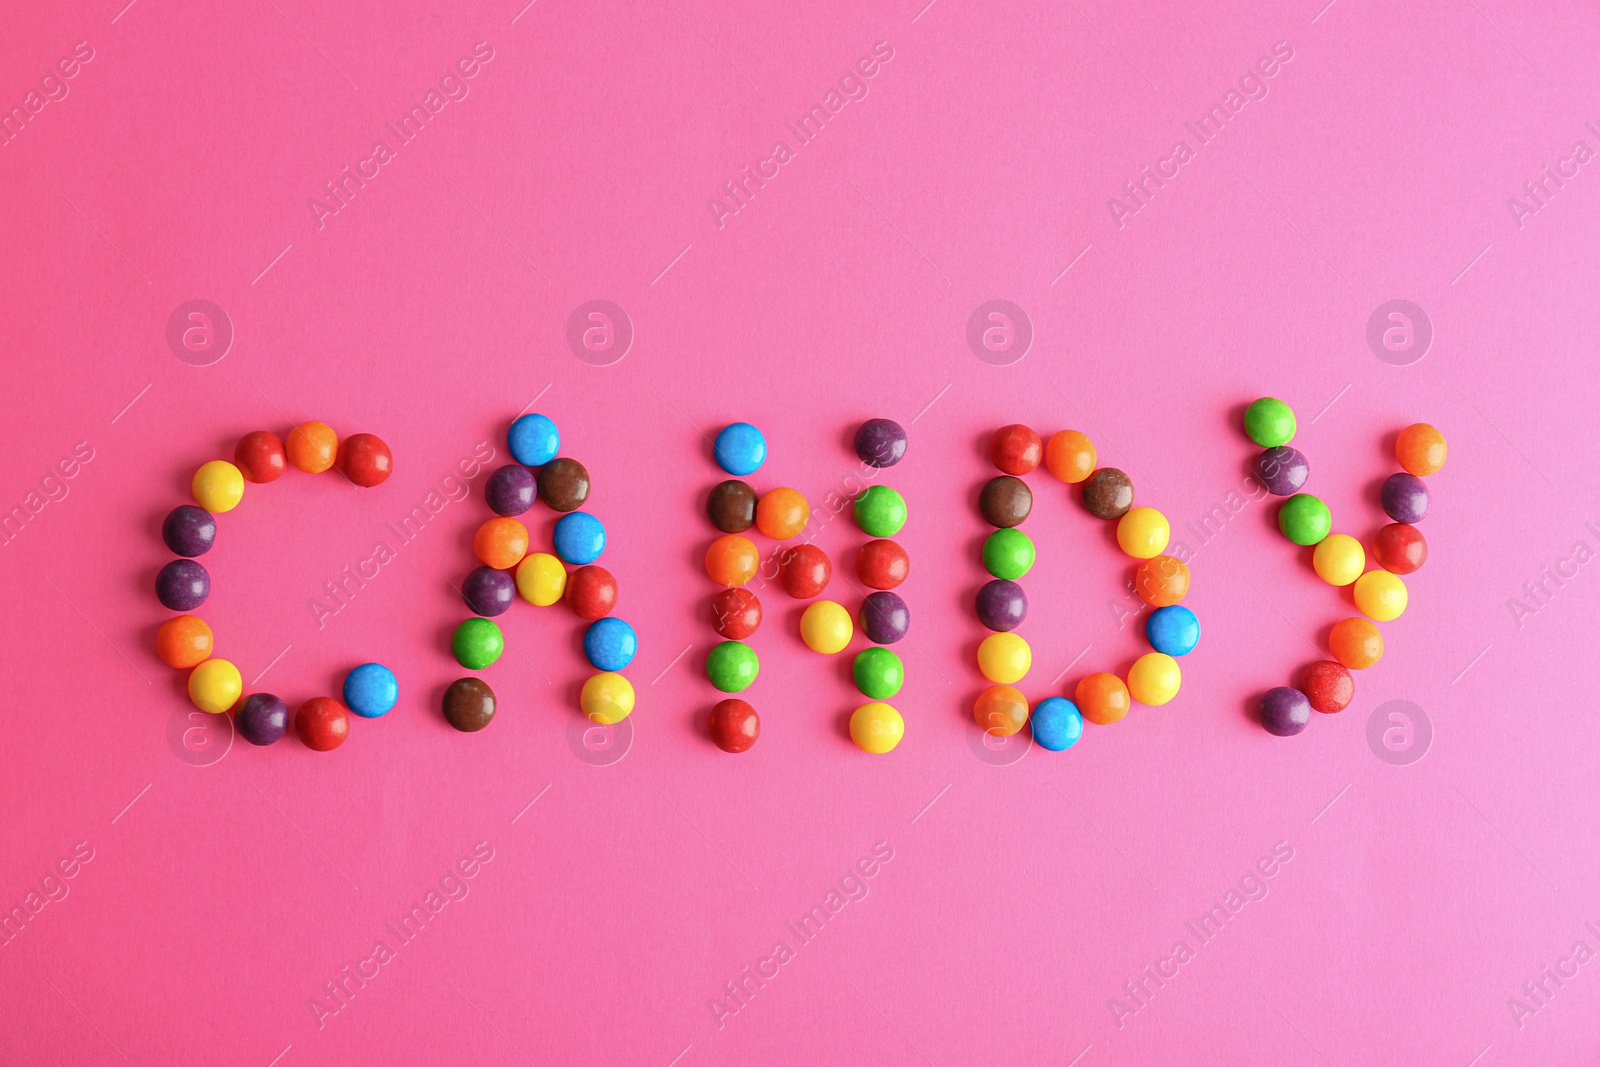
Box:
4, 0, 1600, 1063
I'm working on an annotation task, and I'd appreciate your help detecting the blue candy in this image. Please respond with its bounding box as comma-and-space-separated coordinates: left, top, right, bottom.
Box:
1030, 697, 1083, 752
1146, 605, 1200, 657
553, 511, 606, 564
343, 662, 398, 718
714, 422, 766, 476
507, 413, 560, 467
584, 617, 637, 672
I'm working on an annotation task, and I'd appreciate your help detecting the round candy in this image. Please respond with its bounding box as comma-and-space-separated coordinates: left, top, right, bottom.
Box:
710, 587, 762, 639
1134, 555, 1190, 607
1244, 397, 1296, 448
778, 544, 831, 599
973, 685, 1029, 736
1116, 507, 1170, 559
1302, 660, 1354, 713
515, 552, 567, 606
857, 539, 909, 590
507, 413, 560, 467
854, 419, 908, 468
443, 677, 496, 732
982, 528, 1035, 580
157, 558, 210, 611
714, 423, 766, 476
800, 601, 853, 654
1030, 696, 1084, 751
1259, 686, 1311, 736
1354, 569, 1408, 622
474, 517, 529, 569
452, 617, 504, 670
850, 701, 904, 753
706, 641, 759, 691
235, 693, 288, 745
977, 631, 1031, 684
462, 565, 516, 617
1081, 468, 1134, 520
537, 457, 591, 513
1278, 493, 1331, 546
1312, 533, 1365, 586
234, 431, 286, 483
162, 505, 216, 557
853, 486, 907, 537
188, 658, 241, 714
852, 647, 904, 699
979, 476, 1032, 528
583, 617, 638, 672
1045, 430, 1096, 484
192, 460, 244, 513
343, 662, 398, 718
709, 698, 760, 752
1329, 617, 1383, 670
339, 433, 392, 487
976, 579, 1028, 632
1381, 473, 1430, 524
707, 480, 758, 533
1396, 423, 1447, 476
582, 672, 635, 724
861, 591, 909, 644
1253, 446, 1309, 496
1127, 652, 1181, 706
286, 422, 338, 474
1076, 673, 1131, 725
705, 534, 760, 587
1145, 605, 1200, 657
566, 565, 618, 620
990, 425, 1043, 475
553, 511, 606, 565
757, 488, 809, 540
156, 615, 213, 668
485, 464, 537, 516
1373, 523, 1427, 574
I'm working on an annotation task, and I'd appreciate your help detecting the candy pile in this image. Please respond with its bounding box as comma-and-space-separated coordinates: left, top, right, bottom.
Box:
155, 422, 396, 751
703, 421, 769, 752
843, 419, 910, 754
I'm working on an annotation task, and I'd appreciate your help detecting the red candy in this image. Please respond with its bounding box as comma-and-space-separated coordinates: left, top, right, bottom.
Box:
778, 544, 831, 599
856, 539, 909, 590
235, 431, 286, 483
339, 433, 393, 487
990, 424, 1042, 476
1302, 661, 1354, 714
296, 697, 350, 750
567, 565, 618, 620
708, 698, 760, 753
711, 587, 762, 639
1373, 523, 1427, 575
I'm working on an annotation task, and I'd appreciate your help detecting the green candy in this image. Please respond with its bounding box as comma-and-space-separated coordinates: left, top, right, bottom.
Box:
853, 485, 907, 537
983, 528, 1035, 580
452, 617, 504, 670
1278, 493, 1331, 546
852, 647, 904, 699
706, 640, 759, 692
1244, 397, 1296, 448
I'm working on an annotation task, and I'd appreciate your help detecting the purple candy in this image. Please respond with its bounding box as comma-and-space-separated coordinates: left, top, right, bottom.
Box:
157, 558, 210, 611
1253, 447, 1309, 497
854, 419, 908, 468
976, 579, 1028, 631
162, 505, 217, 557
861, 591, 909, 644
1381, 472, 1430, 523
1260, 686, 1312, 736
463, 565, 516, 617
485, 464, 536, 517
235, 693, 289, 746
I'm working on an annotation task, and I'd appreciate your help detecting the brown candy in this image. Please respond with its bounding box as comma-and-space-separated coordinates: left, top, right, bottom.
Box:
537, 457, 590, 513
707, 479, 757, 533
1081, 467, 1134, 520
978, 475, 1032, 528
442, 677, 496, 732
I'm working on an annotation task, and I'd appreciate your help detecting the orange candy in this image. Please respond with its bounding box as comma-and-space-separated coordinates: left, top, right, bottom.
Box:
474, 517, 529, 569
1134, 555, 1190, 607
156, 615, 213, 668
706, 534, 760, 587
1329, 617, 1384, 669
286, 421, 338, 473
1045, 430, 1096, 484
973, 684, 1029, 736
1395, 423, 1447, 476
755, 488, 809, 540
1076, 672, 1131, 725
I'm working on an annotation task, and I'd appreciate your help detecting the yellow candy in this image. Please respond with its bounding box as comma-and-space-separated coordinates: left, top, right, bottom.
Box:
849, 701, 904, 753
1127, 652, 1181, 705
1354, 569, 1407, 621
515, 552, 567, 606
192, 460, 244, 513
977, 631, 1031, 684
1116, 507, 1170, 559
188, 658, 242, 714
800, 600, 853, 654
1312, 533, 1365, 586
581, 672, 635, 724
